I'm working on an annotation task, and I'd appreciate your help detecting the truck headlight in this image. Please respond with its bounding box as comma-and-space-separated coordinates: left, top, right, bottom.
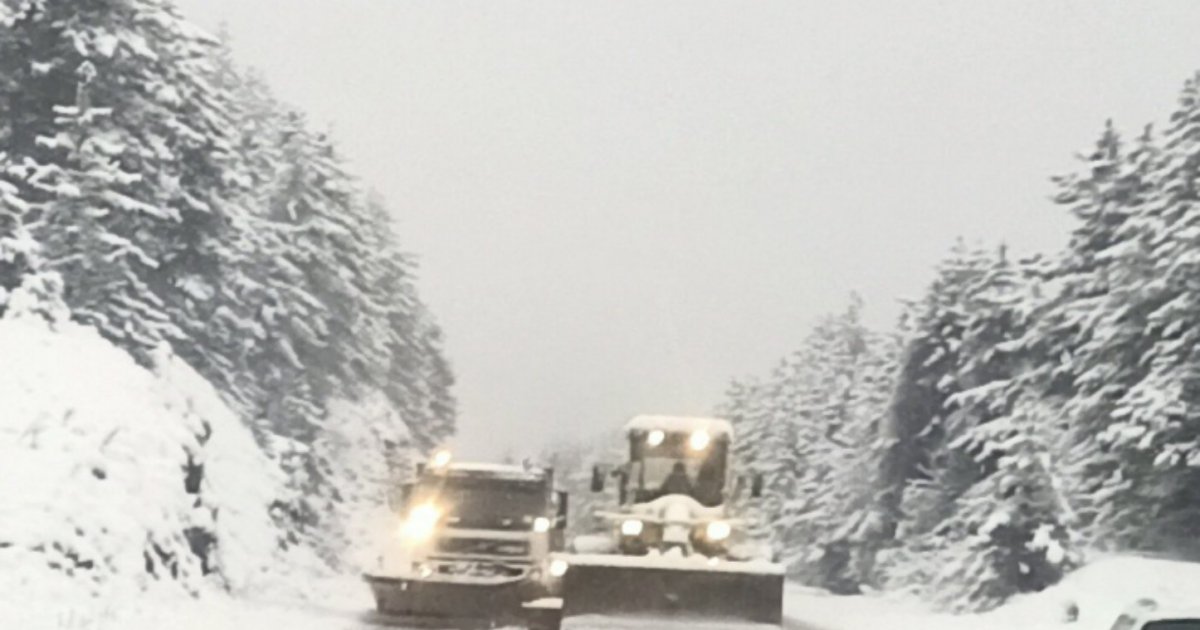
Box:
430, 449, 452, 469
689, 430, 711, 451
533, 516, 551, 533
400, 503, 441, 542
705, 520, 732, 541
621, 519, 644, 537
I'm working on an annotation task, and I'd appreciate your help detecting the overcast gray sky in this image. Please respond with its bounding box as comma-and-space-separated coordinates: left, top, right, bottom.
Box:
178, 0, 1200, 460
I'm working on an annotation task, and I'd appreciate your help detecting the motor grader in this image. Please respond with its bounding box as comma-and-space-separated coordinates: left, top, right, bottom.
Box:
549, 415, 784, 628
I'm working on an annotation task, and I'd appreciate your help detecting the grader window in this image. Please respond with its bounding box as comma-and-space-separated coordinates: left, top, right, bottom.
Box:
627, 431, 728, 507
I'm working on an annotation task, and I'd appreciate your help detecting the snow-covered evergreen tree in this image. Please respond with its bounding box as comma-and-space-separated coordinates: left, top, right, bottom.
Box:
874, 241, 993, 550
1048, 76, 1200, 553
0, 0, 252, 362
893, 246, 1077, 610
0, 153, 36, 310
367, 195, 456, 451
197, 44, 456, 559
1122, 74, 1200, 550
718, 296, 900, 592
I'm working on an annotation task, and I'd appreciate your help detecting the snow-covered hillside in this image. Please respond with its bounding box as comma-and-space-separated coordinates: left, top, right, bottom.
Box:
0, 293, 286, 625
0, 3, 456, 621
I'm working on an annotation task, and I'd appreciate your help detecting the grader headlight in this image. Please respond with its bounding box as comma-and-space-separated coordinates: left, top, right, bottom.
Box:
705, 520, 732, 542
549, 558, 570, 577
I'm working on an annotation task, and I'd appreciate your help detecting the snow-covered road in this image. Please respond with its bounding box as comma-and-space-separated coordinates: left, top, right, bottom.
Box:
251, 589, 856, 630
94, 589, 827, 630
9, 556, 1200, 630
0, 584, 1080, 630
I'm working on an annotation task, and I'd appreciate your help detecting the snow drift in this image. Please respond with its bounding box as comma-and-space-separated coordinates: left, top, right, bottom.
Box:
315, 392, 414, 572
991, 555, 1200, 629
0, 286, 283, 619
786, 554, 1200, 630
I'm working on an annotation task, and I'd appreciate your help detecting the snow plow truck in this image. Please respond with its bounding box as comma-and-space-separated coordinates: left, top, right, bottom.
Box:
551, 415, 785, 628
364, 451, 568, 628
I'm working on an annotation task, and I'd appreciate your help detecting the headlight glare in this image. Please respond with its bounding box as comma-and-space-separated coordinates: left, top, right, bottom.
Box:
549, 558, 569, 577
705, 520, 732, 541
621, 519, 644, 537
533, 516, 551, 533
400, 503, 441, 541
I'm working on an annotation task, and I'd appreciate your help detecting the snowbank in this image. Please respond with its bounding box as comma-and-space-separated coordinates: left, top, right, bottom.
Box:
785, 583, 963, 630
785, 555, 1200, 630
317, 392, 414, 572
0, 581, 370, 630
0, 302, 284, 621
991, 555, 1200, 629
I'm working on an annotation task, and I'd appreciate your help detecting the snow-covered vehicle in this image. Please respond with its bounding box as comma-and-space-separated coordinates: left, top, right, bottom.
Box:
552, 415, 784, 627
1110, 601, 1200, 630
364, 452, 568, 627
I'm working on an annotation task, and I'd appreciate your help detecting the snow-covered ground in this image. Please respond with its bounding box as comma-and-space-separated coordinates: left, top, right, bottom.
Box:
786, 555, 1200, 630
0, 290, 306, 629
3, 552, 1200, 628
0, 574, 370, 630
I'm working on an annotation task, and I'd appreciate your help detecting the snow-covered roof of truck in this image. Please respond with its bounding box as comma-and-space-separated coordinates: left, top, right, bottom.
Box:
438, 461, 547, 482
623, 415, 734, 439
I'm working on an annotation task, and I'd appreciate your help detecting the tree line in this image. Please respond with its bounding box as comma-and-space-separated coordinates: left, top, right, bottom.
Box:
721, 73, 1200, 611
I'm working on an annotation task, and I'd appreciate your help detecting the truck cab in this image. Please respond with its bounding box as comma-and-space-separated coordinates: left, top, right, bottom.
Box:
1110, 603, 1200, 630
368, 453, 568, 622
383, 456, 567, 578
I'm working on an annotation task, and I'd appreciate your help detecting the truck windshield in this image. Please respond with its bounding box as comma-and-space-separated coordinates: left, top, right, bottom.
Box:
411, 476, 546, 530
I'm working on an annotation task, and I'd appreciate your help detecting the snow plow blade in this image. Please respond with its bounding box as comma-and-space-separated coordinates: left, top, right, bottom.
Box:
559, 556, 784, 626
364, 573, 533, 628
